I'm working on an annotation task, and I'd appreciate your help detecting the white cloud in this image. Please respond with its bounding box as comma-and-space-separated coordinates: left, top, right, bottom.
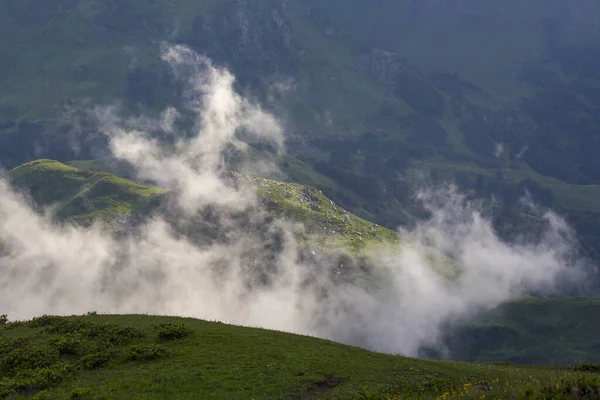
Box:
0, 45, 586, 358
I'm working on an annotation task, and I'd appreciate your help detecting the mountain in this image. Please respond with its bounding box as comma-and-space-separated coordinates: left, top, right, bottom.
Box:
2, 0, 600, 267
303, 0, 600, 182
3, 159, 599, 367
440, 297, 600, 365
1, 313, 600, 399
3, 0, 600, 383
5, 159, 398, 256
6, 159, 166, 224
304, 0, 600, 103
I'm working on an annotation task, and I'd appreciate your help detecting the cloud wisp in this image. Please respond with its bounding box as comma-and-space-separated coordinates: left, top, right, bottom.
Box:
0, 45, 586, 357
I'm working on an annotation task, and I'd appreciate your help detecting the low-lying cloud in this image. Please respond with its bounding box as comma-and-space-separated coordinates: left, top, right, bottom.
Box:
0, 45, 587, 357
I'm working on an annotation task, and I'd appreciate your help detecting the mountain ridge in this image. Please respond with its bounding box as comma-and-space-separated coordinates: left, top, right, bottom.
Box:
5, 158, 399, 256
3, 0, 600, 254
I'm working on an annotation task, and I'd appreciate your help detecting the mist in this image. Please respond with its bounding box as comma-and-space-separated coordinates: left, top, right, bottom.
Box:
0, 45, 586, 357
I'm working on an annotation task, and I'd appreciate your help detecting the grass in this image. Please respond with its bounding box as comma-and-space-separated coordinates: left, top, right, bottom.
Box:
300, 0, 562, 103
421, 159, 600, 214
5, 159, 397, 254
224, 146, 369, 217
1, 314, 599, 399
251, 174, 399, 253
6, 159, 167, 224
446, 298, 600, 366
67, 159, 138, 181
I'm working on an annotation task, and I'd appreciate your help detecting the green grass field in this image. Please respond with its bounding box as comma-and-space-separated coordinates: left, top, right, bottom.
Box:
1, 314, 600, 400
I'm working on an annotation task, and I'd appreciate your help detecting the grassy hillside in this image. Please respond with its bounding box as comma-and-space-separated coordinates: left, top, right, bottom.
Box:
6, 159, 167, 224
444, 297, 600, 366
5, 159, 398, 254
304, 0, 600, 102
300, 0, 600, 186
1, 313, 600, 399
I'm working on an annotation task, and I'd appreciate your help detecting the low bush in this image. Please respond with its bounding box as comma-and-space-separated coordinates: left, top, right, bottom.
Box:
154, 323, 193, 340
32, 390, 51, 400
0, 344, 59, 375
28, 315, 60, 328
70, 387, 91, 398
11, 362, 73, 393
575, 363, 600, 373
33, 318, 93, 335
520, 376, 600, 399
78, 351, 112, 370
0, 317, 144, 397
128, 344, 166, 361
486, 361, 516, 367
49, 335, 82, 355
27, 317, 144, 346
87, 324, 145, 345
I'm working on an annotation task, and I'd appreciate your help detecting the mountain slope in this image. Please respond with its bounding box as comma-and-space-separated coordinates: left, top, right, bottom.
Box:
301, 0, 600, 184
6, 159, 167, 224
304, 0, 600, 102
5, 159, 398, 254
2, 1, 600, 264
5, 159, 600, 367
1, 313, 600, 399
442, 297, 600, 366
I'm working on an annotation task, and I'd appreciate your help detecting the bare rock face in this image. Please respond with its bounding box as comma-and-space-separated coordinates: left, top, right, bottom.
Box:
299, 187, 322, 211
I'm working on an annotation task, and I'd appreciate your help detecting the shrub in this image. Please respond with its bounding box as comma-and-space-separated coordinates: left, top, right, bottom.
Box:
128, 344, 166, 361
49, 335, 82, 355
486, 361, 517, 367
0, 337, 32, 354
0, 314, 7, 325
575, 363, 600, 373
0, 335, 78, 396
4, 320, 26, 330
28, 317, 145, 347
70, 387, 91, 398
0, 382, 15, 398
154, 323, 193, 340
33, 390, 52, 400
35, 318, 92, 334
0, 345, 59, 375
519, 376, 600, 399
11, 362, 73, 392
78, 351, 112, 370
28, 315, 63, 328
87, 324, 145, 345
